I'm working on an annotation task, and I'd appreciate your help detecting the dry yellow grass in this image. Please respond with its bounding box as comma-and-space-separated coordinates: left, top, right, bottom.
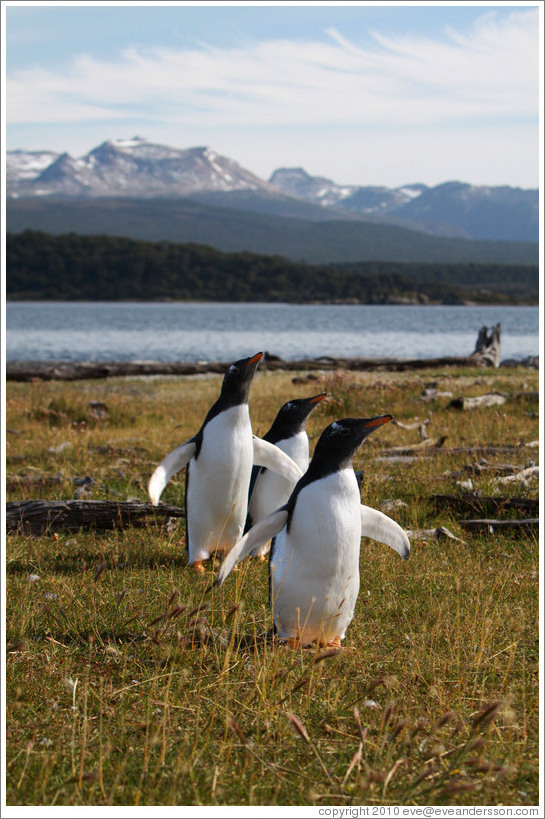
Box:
5, 365, 540, 806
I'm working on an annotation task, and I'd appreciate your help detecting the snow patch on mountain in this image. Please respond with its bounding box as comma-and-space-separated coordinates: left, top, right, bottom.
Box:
7, 138, 272, 199
6, 150, 60, 184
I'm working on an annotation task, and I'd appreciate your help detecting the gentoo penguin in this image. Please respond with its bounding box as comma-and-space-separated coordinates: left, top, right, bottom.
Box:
245, 393, 327, 558
217, 416, 410, 647
148, 352, 303, 572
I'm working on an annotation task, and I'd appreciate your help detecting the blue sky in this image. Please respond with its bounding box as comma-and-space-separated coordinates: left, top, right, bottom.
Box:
3, 2, 542, 188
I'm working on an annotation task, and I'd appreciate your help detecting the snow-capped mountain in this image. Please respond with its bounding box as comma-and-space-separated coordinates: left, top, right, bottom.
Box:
7, 138, 275, 199
270, 168, 538, 242
269, 167, 426, 213
6, 139, 539, 242
388, 180, 538, 243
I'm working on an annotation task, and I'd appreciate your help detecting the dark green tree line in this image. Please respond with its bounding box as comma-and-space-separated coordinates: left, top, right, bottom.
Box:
6, 231, 538, 304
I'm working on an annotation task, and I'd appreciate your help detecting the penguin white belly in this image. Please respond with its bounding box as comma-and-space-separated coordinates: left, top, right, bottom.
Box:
270, 469, 361, 645
249, 432, 309, 557
187, 406, 253, 563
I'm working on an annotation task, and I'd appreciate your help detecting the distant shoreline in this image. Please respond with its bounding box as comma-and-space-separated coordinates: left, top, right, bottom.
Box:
6, 353, 539, 382
5, 298, 539, 307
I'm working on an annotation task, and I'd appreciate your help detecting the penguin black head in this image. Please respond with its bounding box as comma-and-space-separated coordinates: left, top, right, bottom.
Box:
220, 352, 264, 404
266, 393, 327, 442
312, 415, 393, 471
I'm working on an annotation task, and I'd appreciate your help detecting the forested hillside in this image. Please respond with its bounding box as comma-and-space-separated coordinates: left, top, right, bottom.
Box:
6, 197, 539, 266
7, 231, 538, 304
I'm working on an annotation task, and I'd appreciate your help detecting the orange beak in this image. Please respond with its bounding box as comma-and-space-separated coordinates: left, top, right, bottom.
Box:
362, 414, 393, 428
246, 352, 264, 366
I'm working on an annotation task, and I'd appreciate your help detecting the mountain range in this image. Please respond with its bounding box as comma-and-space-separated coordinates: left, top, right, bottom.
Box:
6, 138, 539, 263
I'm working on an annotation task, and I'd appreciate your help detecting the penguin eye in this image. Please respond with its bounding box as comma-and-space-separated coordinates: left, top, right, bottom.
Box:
230, 366, 240, 375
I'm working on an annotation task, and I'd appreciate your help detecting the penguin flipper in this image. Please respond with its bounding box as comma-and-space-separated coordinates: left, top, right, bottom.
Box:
360, 505, 411, 560
216, 507, 289, 586
148, 439, 197, 506
252, 436, 303, 483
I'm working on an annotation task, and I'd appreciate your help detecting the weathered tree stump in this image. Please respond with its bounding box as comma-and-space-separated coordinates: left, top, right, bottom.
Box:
470, 323, 501, 367
6, 499, 185, 535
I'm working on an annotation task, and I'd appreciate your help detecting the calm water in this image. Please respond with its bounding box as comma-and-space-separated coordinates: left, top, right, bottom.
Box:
6, 302, 540, 363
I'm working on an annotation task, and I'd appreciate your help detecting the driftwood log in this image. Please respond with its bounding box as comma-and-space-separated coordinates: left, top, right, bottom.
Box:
376, 445, 534, 465
6, 497, 538, 541
404, 526, 466, 543
431, 494, 539, 516
495, 466, 539, 486
5, 356, 491, 382
6, 499, 184, 535
459, 518, 538, 536
381, 436, 447, 456
449, 393, 506, 411
448, 462, 535, 477
446, 445, 535, 456
6, 473, 67, 491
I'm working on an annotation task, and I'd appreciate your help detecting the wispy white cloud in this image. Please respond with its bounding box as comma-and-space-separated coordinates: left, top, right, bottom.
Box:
7, 8, 538, 129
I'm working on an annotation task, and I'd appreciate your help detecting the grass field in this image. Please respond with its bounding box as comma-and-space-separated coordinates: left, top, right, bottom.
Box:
4, 365, 540, 807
